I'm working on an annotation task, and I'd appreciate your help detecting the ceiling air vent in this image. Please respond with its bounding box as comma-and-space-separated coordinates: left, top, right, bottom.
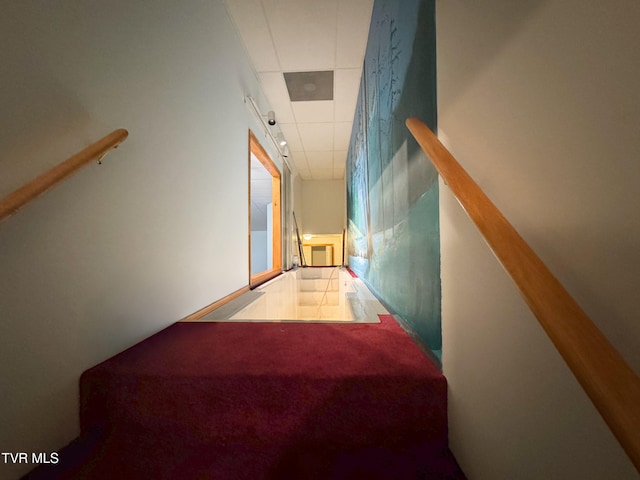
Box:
284, 71, 334, 101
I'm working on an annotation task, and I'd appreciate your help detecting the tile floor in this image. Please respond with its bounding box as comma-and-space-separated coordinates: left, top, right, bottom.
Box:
199, 267, 387, 323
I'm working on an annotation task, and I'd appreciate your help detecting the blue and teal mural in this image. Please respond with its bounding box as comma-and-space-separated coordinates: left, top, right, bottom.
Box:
346, 0, 440, 357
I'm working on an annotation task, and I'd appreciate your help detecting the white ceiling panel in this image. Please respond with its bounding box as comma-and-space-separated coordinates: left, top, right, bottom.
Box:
292, 101, 334, 124
225, 0, 372, 180
225, 0, 281, 72
278, 123, 303, 151
333, 122, 352, 151
297, 123, 334, 151
258, 72, 296, 123
292, 153, 310, 173
336, 0, 374, 68
293, 165, 311, 180
334, 68, 362, 122
313, 168, 335, 180
306, 151, 334, 168
290, 150, 307, 163
263, 0, 338, 71
333, 150, 348, 168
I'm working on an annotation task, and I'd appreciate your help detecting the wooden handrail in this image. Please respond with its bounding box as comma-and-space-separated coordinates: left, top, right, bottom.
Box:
0, 129, 129, 223
406, 117, 640, 472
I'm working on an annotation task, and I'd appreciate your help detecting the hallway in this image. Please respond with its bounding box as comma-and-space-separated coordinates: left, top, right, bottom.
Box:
3, 1, 640, 478
189, 267, 388, 323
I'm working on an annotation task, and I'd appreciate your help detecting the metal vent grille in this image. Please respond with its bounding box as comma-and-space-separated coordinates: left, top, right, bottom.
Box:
284, 71, 334, 101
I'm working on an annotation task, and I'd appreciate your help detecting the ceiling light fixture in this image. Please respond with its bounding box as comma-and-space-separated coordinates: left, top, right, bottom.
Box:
244, 96, 293, 172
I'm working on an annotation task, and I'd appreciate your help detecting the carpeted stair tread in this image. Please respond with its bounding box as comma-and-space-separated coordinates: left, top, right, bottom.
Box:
30, 315, 466, 479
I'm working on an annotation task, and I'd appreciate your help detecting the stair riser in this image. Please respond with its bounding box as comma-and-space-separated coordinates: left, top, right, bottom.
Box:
81, 375, 447, 447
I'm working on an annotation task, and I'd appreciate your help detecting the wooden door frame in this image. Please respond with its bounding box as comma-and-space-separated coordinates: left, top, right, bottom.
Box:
248, 130, 282, 287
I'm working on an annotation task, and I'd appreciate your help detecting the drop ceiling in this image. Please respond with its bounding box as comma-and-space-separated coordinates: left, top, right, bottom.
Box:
224, 0, 374, 181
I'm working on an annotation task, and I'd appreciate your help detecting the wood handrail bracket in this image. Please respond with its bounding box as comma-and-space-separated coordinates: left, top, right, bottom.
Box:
406, 117, 640, 472
0, 129, 129, 223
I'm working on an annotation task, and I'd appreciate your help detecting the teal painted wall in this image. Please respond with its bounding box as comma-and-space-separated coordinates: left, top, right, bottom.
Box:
346, 0, 440, 355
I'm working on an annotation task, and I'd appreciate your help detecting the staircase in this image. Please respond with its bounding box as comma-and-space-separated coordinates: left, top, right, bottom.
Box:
27, 316, 465, 479
297, 268, 343, 319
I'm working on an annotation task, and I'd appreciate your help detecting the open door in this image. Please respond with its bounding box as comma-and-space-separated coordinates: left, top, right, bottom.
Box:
249, 131, 281, 287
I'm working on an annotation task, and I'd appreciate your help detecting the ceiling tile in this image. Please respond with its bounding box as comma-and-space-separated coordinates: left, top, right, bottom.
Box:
263, 0, 338, 71
279, 124, 303, 151
290, 150, 306, 160
333, 150, 348, 169
291, 150, 308, 167
226, 0, 373, 186
333, 123, 352, 151
258, 72, 296, 123
306, 151, 334, 168
336, 0, 374, 68
312, 168, 335, 180
334, 68, 362, 122
296, 164, 311, 175
289, 153, 308, 178
297, 123, 334, 151
225, 0, 281, 72
292, 101, 334, 124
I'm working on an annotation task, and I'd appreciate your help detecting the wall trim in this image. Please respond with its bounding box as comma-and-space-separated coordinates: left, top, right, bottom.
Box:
180, 286, 250, 322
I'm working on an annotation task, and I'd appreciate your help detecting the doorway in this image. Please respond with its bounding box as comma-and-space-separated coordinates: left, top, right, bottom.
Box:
301, 233, 344, 266
310, 245, 334, 266
249, 131, 281, 287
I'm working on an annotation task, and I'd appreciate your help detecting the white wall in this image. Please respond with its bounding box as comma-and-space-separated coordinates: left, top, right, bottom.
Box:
0, 1, 280, 477
437, 1, 640, 478
300, 179, 346, 234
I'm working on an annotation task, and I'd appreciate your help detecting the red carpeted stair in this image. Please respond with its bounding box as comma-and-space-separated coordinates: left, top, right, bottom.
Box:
28, 315, 465, 479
